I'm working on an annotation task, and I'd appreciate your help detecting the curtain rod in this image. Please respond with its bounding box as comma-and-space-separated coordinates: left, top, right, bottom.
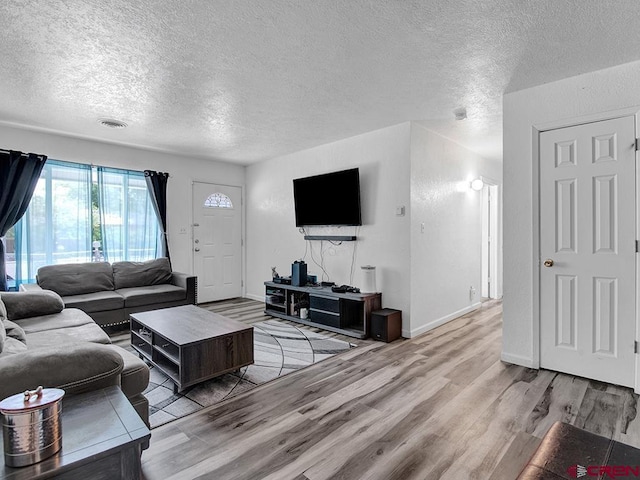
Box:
1, 149, 168, 176
0, 149, 47, 159
85, 162, 169, 177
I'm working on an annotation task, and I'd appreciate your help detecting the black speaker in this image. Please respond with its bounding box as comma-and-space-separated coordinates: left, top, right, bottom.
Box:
370, 309, 402, 343
291, 261, 307, 286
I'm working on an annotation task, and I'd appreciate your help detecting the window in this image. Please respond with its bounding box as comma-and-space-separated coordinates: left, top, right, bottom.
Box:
98, 167, 159, 262
204, 193, 233, 208
8, 160, 160, 288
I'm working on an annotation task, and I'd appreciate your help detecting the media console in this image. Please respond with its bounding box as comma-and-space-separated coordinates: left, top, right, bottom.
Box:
264, 281, 381, 339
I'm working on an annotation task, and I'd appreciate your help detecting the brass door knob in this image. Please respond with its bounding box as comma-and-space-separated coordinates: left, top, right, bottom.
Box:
195, 247, 200, 252
543, 259, 554, 267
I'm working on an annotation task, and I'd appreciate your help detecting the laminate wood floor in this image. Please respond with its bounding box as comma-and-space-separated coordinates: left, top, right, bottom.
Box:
139, 299, 640, 480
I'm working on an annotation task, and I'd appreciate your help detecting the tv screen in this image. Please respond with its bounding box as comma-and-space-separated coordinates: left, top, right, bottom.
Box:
293, 168, 362, 227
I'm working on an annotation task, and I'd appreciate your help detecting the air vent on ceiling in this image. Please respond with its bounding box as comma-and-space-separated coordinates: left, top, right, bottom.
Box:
98, 118, 128, 129
453, 107, 467, 121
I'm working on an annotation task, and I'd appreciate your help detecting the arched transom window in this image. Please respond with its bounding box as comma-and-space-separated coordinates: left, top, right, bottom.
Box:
204, 193, 233, 208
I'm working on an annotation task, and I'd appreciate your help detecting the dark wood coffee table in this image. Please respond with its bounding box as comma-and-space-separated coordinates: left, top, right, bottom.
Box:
0, 386, 150, 480
130, 305, 254, 392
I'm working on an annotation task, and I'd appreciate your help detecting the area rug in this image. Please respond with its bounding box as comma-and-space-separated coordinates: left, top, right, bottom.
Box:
140, 319, 353, 428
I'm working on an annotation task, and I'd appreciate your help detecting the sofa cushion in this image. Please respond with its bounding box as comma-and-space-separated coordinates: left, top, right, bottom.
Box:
14, 308, 111, 344
0, 290, 64, 320
26, 322, 111, 346
112, 257, 172, 289
62, 291, 124, 313
117, 284, 186, 308
37, 262, 115, 296
0, 297, 6, 321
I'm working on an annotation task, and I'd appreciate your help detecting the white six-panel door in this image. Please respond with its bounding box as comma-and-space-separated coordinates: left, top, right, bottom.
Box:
540, 116, 636, 387
192, 182, 242, 303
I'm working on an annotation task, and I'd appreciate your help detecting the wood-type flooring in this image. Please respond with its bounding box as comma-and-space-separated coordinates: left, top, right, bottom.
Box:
139, 298, 640, 480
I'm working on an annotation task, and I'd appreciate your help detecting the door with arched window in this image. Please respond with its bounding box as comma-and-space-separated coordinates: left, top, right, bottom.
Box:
192, 182, 242, 303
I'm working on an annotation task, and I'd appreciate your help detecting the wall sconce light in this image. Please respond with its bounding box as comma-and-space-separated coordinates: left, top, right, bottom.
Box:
470, 178, 484, 191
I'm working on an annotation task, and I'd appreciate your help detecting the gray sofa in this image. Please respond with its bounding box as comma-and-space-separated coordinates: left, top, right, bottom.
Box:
21, 258, 197, 327
0, 290, 151, 428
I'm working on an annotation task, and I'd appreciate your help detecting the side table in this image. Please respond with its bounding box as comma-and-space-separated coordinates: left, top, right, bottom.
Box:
0, 386, 150, 480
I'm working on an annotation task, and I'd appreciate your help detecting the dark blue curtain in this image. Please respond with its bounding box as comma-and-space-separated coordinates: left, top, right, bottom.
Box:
0, 150, 47, 291
144, 170, 170, 261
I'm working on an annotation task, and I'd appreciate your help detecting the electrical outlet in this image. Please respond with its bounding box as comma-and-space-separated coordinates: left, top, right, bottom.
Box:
179, 227, 187, 235
421, 222, 425, 234
470, 286, 476, 300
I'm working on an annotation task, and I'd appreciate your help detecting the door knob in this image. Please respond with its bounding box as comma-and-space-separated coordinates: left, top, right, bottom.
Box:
195, 247, 200, 252
543, 259, 554, 267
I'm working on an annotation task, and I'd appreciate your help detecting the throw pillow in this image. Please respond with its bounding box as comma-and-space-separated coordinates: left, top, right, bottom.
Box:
112, 257, 172, 289
3, 320, 27, 344
0, 290, 65, 321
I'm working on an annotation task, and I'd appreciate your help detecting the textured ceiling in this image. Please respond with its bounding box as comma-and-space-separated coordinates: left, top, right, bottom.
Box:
2, 1, 640, 165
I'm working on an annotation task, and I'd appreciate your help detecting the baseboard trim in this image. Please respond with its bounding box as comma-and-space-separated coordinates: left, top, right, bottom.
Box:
405, 302, 482, 338
501, 352, 537, 368
245, 293, 263, 302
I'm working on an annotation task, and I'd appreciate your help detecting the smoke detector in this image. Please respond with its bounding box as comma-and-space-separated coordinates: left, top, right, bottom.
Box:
98, 118, 128, 129
453, 107, 467, 121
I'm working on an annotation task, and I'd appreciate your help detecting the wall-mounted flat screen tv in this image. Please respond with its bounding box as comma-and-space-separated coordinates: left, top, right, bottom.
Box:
293, 168, 362, 227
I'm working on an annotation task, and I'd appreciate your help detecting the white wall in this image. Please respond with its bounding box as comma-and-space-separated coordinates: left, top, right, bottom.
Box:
0, 125, 245, 277
246, 123, 412, 327
2, 116, 502, 339
246, 121, 502, 337
503, 59, 640, 367
409, 123, 502, 337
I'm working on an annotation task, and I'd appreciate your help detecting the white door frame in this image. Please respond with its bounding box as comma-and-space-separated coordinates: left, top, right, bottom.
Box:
531, 106, 640, 392
191, 180, 246, 302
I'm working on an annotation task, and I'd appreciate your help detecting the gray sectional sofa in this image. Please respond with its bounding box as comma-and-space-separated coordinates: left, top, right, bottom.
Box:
0, 289, 151, 428
21, 258, 197, 327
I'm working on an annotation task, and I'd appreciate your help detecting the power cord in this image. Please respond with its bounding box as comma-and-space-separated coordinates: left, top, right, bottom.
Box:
349, 226, 360, 285
307, 230, 330, 282
300, 227, 309, 261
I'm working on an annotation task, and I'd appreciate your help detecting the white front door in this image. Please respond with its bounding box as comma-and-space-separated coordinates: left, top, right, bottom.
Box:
540, 115, 636, 387
192, 182, 242, 303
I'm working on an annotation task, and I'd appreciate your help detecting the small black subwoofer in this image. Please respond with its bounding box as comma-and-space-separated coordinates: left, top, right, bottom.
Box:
370, 309, 402, 343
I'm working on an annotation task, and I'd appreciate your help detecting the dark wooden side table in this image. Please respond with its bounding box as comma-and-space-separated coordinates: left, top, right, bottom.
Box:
0, 386, 150, 480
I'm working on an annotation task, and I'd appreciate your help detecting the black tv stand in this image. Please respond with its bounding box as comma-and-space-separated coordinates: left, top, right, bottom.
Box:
264, 281, 381, 339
